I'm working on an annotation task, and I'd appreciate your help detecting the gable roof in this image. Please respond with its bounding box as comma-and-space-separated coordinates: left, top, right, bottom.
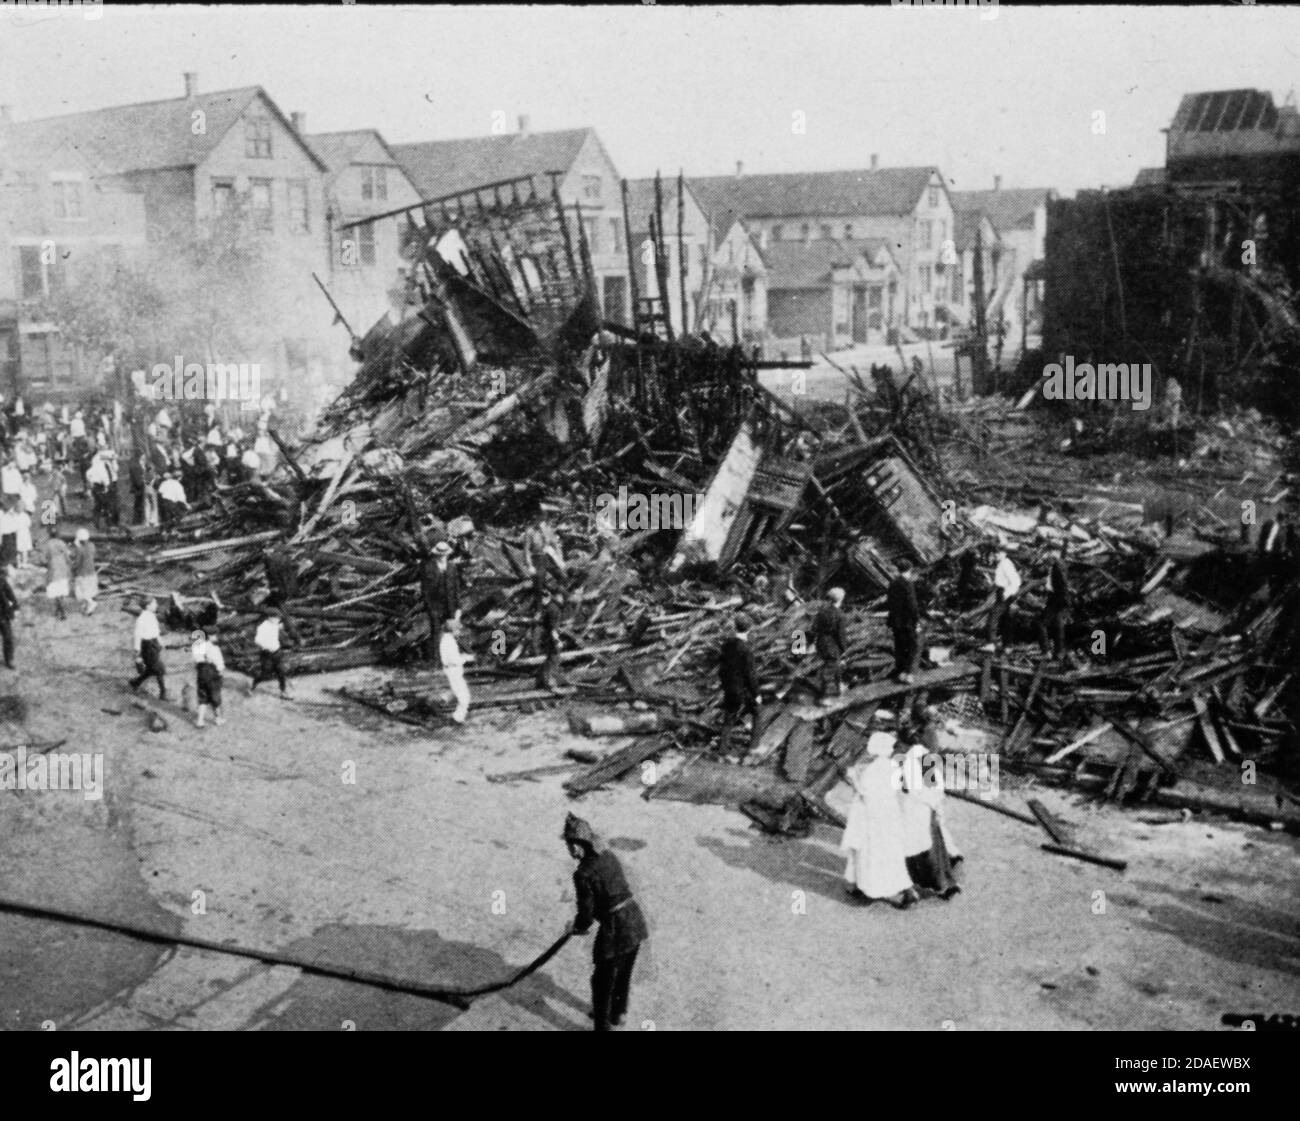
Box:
1133, 166, 1167, 187
0, 87, 326, 177
307, 129, 410, 188
622, 176, 706, 239
1171, 89, 1278, 135
392, 127, 593, 200
952, 208, 996, 252
690, 167, 940, 226
949, 187, 1052, 233
763, 237, 896, 289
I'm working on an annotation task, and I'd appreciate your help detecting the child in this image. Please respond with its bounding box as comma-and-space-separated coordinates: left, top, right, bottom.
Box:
191, 627, 226, 728
72, 527, 97, 615
44, 534, 70, 621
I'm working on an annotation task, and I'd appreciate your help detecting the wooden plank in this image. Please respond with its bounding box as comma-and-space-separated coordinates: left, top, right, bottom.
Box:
564, 735, 672, 795
789, 662, 976, 720
1191, 693, 1226, 764
1027, 798, 1072, 845
1044, 721, 1108, 764
747, 709, 799, 765
1041, 843, 1127, 872
781, 721, 817, 783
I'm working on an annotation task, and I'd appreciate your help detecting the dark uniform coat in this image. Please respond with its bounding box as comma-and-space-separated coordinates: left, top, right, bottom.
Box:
420, 557, 461, 632
573, 849, 648, 961
811, 602, 848, 659
718, 635, 759, 707
886, 575, 919, 632
1045, 559, 1072, 610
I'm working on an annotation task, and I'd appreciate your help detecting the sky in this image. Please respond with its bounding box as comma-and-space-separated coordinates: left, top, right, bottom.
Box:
1, 4, 1298, 196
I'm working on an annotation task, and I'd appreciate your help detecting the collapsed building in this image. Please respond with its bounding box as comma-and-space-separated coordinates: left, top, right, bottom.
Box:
106, 168, 1300, 848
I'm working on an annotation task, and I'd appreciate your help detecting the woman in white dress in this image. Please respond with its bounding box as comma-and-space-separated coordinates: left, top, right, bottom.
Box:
840, 731, 918, 909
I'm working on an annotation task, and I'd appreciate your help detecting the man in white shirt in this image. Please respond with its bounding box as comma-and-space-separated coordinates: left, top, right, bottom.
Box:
85, 451, 113, 529
191, 628, 226, 728
986, 547, 1021, 650
129, 596, 167, 700
248, 607, 290, 697
240, 446, 262, 483
69, 411, 86, 440
158, 472, 189, 527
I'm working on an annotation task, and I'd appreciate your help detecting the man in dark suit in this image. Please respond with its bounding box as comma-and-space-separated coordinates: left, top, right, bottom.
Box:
420, 538, 461, 638
887, 559, 921, 684
1038, 542, 1073, 660
811, 587, 849, 704
0, 565, 18, 669
718, 612, 761, 754
563, 813, 648, 1032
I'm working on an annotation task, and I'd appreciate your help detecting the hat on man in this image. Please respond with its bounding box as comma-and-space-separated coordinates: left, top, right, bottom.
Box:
561, 812, 601, 850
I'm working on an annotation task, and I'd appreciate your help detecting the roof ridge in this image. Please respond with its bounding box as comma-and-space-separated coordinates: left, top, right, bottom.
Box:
392, 126, 592, 149
1, 85, 262, 128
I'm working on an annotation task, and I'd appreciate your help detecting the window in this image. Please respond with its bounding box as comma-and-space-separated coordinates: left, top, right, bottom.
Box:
581, 175, 602, 200
609, 217, 623, 254
288, 180, 309, 234
844, 224, 854, 240
582, 217, 599, 254
800, 223, 810, 240
361, 166, 388, 202
927, 185, 939, 209
820, 224, 833, 240
51, 177, 84, 220
19, 246, 44, 300
771, 224, 783, 241
359, 223, 376, 266
249, 178, 273, 230
245, 115, 273, 158
920, 264, 932, 291
919, 220, 933, 250
211, 178, 234, 214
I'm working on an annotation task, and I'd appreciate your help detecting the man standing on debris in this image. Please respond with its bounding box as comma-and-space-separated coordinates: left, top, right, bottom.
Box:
563, 812, 648, 1031
422, 538, 470, 723
887, 559, 921, 684
811, 587, 849, 705
191, 627, 226, 728
129, 595, 167, 700
535, 585, 564, 691
420, 538, 461, 647
264, 546, 299, 607
158, 471, 190, 528
718, 611, 761, 754
1037, 542, 1073, 662
985, 547, 1021, 650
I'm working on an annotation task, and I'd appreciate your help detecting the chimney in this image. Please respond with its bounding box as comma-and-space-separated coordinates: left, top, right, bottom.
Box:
994, 174, 1002, 191
291, 111, 306, 133
0, 106, 11, 124
517, 114, 530, 136
870, 154, 878, 171
735, 160, 744, 178
183, 72, 198, 98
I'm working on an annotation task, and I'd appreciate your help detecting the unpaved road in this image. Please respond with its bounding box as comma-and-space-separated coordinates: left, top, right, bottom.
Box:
1, 569, 1297, 1031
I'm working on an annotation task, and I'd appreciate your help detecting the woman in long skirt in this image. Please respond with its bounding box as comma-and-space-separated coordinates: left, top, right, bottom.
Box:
839, 731, 918, 909
898, 742, 961, 899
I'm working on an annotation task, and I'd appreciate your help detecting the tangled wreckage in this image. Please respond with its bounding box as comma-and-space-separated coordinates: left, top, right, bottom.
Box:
105, 171, 1300, 850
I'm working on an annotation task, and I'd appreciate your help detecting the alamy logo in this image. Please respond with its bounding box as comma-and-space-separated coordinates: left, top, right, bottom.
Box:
1040, 356, 1153, 412
50, 1053, 151, 1101
0, 747, 103, 800
150, 358, 261, 410
595, 486, 701, 532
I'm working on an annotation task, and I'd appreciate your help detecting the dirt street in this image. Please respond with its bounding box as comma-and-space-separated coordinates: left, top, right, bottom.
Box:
1, 576, 1297, 1031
